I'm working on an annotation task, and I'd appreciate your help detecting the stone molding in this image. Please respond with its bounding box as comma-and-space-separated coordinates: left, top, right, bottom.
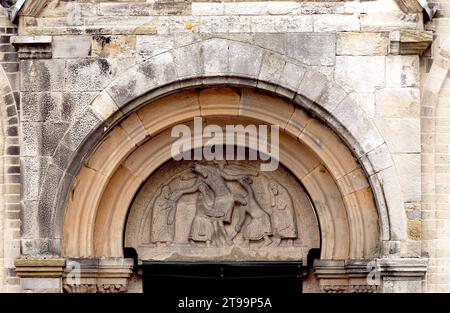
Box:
389, 30, 433, 55
10, 35, 52, 59
5, 1, 426, 18
314, 258, 427, 293
63, 258, 133, 293
14, 257, 65, 278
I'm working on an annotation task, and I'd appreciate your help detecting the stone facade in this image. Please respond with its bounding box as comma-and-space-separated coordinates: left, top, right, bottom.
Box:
0, 0, 445, 293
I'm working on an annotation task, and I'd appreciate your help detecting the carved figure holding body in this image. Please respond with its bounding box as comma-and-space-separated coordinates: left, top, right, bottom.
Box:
229, 177, 272, 246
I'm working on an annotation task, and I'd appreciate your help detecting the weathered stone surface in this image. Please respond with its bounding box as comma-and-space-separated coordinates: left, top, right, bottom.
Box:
375, 88, 420, 118
349, 92, 376, 118
21, 92, 62, 122
297, 71, 328, 103
200, 39, 229, 75
107, 51, 177, 107
386, 55, 419, 87
258, 52, 286, 85
136, 35, 173, 57
62, 92, 98, 124
313, 15, 360, 32
20, 60, 65, 92
286, 34, 335, 66
333, 96, 384, 155
53, 35, 91, 58
66, 59, 112, 92
375, 118, 420, 153
61, 107, 101, 151
393, 153, 421, 203
92, 35, 136, 58
335, 56, 385, 92
228, 41, 263, 78
90, 90, 119, 121
337, 32, 388, 56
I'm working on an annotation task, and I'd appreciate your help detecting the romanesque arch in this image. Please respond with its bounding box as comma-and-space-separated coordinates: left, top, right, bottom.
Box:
54, 39, 406, 259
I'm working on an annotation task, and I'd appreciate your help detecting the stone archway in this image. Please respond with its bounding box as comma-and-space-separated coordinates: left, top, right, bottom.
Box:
15, 37, 421, 292
60, 86, 383, 292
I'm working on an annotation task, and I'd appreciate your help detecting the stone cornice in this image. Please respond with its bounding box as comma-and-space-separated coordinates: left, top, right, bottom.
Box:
389, 30, 433, 55
14, 258, 66, 278
6, 0, 427, 18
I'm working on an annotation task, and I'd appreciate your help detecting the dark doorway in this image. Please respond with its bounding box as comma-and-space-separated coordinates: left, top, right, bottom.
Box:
142, 261, 302, 297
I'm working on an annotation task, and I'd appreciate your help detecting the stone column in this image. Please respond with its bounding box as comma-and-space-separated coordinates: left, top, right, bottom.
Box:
14, 258, 65, 292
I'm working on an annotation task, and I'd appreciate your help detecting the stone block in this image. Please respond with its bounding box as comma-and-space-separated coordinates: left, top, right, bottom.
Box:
258, 52, 286, 86
337, 32, 388, 56
229, 41, 263, 78
136, 35, 173, 57
252, 33, 286, 55
21, 92, 62, 122
333, 96, 384, 155
335, 56, 385, 92
286, 34, 335, 66
62, 92, 98, 124
90, 90, 119, 121
61, 107, 101, 151
20, 60, 65, 92
107, 52, 177, 108
349, 92, 375, 118
277, 61, 306, 94
92, 35, 136, 58
200, 39, 229, 75
319, 83, 347, 112
386, 55, 419, 88
42, 122, 68, 156
313, 15, 360, 32
298, 71, 329, 103
173, 44, 201, 79
375, 88, 420, 118
66, 59, 112, 92
21, 122, 41, 157
53, 35, 91, 58
393, 153, 421, 203
375, 118, 420, 153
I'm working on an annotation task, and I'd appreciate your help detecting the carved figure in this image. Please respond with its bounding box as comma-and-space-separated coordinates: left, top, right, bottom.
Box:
268, 180, 297, 245
229, 177, 272, 246
150, 185, 175, 245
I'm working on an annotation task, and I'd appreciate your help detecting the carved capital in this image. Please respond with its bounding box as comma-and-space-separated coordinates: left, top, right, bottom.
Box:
389, 30, 433, 55
63, 258, 133, 293
10, 35, 52, 59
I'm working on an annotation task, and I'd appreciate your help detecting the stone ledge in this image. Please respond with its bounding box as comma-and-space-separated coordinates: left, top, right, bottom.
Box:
14, 257, 66, 278
389, 30, 433, 55
63, 258, 134, 293
10, 35, 52, 59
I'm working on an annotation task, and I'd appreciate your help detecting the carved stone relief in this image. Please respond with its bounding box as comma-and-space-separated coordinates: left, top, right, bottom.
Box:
125, 160, 320, 263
